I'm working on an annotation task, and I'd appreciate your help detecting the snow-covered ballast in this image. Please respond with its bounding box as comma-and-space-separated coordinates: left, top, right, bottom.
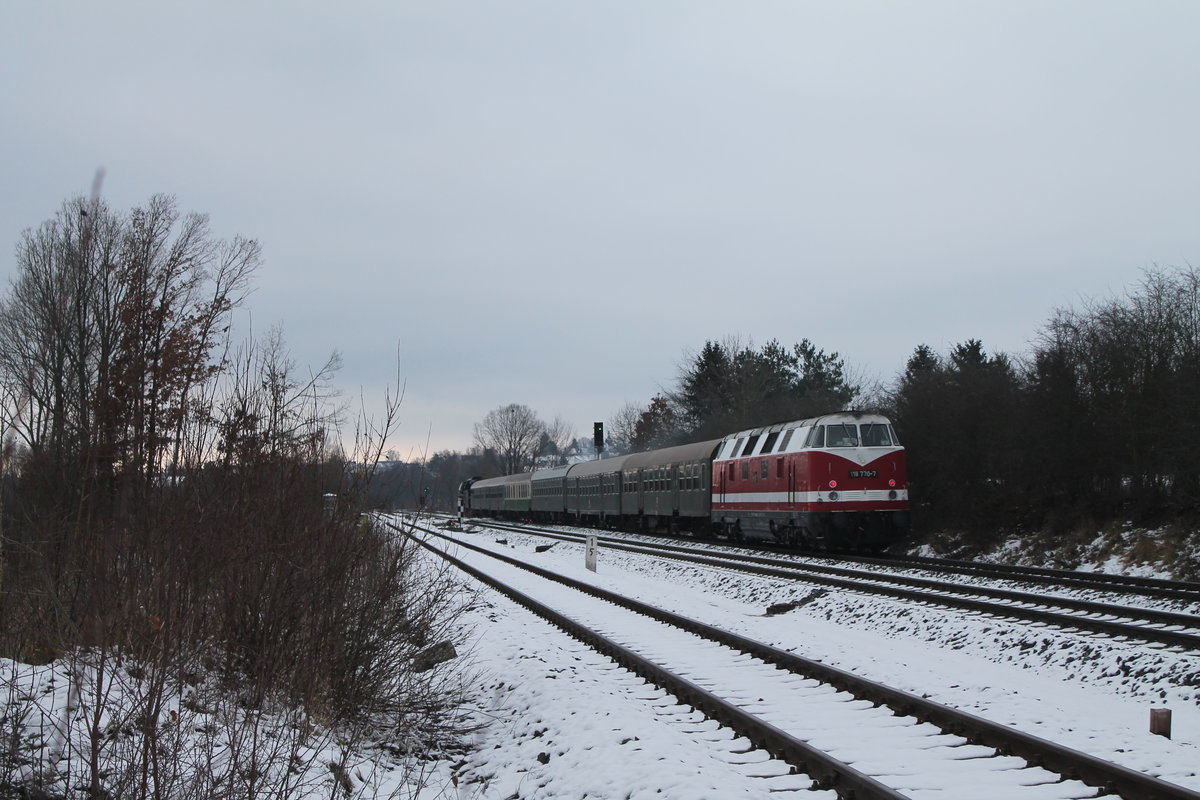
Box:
711, 412, 909, 550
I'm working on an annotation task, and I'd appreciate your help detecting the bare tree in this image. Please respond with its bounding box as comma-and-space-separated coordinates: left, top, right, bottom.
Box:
472, 403, 545, 474
606, 400, 644, 455
541, 414, 576, 464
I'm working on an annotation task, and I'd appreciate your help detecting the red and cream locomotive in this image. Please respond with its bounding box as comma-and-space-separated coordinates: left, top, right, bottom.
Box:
712, 412, 908, 549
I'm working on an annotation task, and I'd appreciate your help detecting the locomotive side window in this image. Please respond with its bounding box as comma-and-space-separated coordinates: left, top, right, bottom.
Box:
741, 461, 750, 480
760, 460, 768, 479
826, 424, 859, 447
761, 431, 779, 454
806, 426, 825, 448
731, 438, 747, 458
779, 429, 795, 452
743, 435, 760, 456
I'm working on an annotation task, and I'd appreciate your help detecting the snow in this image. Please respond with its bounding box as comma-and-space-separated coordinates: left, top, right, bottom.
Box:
453, 594, 820, 798
4, 516, 1199, 798
432, 520, 1200, 797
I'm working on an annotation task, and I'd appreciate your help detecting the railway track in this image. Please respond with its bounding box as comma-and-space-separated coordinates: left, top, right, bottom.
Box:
391, 518, 1200, 800
823, 551, 1200, 605
452, 516, 1200, 651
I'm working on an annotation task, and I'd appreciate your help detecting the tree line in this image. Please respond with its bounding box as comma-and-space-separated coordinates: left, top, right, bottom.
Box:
387, 267, 1200, 546
896, 267, 1200, 539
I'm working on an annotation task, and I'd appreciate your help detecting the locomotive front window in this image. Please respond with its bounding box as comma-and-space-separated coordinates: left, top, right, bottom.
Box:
825, 424, 859, 447
861, 423, 893, 447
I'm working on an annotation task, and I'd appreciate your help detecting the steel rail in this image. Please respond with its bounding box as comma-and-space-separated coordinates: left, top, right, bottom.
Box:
830, 552, 1200, 603
436, 510, 1200, 602
398, 519, 1200, 800
463, 518, 1200, 650
398, 524, 908, 800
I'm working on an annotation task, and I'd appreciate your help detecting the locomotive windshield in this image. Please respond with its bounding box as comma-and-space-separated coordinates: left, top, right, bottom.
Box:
861, 423, 898, 447
824, 424, 859, 447
806, 422, 901, 448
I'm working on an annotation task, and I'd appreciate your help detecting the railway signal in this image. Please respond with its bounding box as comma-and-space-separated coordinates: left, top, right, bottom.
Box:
593, 421, 604, 454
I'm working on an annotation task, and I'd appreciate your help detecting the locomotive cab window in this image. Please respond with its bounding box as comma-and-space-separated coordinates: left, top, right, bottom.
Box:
861, 423, 894, 447
825, 424, 859, 447
806, 426, 825, 448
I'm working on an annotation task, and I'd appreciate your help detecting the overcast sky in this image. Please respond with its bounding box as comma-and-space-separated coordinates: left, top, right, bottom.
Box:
3, 2, 1198, 459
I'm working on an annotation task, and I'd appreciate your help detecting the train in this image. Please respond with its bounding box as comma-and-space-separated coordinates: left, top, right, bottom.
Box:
460, 411, 910, 551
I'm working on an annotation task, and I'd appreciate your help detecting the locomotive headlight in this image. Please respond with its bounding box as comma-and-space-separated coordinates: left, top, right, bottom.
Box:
888, 490, 897, 500
829, 491, 839, 501
828, 480, 838, 489
888, 479, 896, 487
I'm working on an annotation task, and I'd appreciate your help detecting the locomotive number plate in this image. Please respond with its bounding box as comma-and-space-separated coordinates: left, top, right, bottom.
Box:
849, 470, 877, 478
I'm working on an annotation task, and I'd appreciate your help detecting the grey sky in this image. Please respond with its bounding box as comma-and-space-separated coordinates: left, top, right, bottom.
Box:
3, 2, 1198, 459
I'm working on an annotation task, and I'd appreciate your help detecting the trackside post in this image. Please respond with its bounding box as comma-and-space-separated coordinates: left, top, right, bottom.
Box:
585, 536, 598, 572
1150, 708, 1172, 738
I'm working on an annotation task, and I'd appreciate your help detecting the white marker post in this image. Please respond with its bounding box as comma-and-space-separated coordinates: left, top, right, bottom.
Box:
585, 536, 598, 572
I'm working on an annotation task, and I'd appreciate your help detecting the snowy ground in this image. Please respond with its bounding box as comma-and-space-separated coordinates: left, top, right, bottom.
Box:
5, 517, 1198, 798
427, 519, 1200, 799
